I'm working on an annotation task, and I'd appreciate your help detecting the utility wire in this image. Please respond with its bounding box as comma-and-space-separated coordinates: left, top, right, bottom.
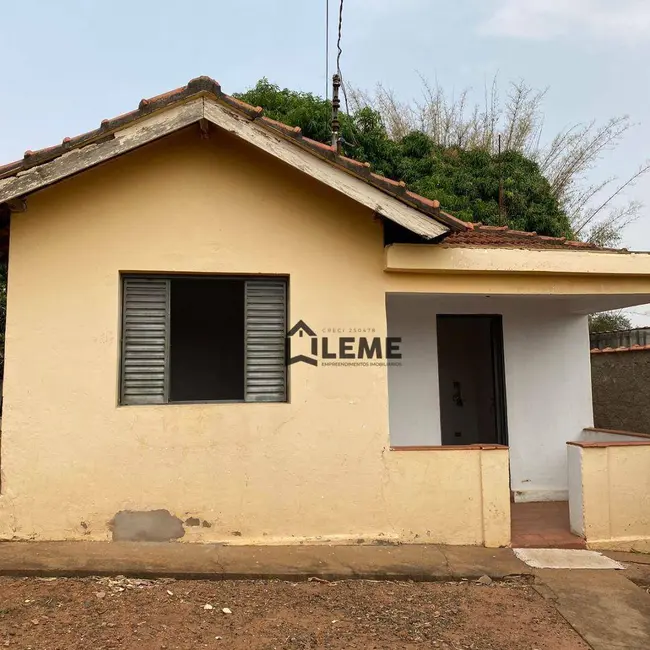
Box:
336, 0, 343, 78
335, 0, 357, 147
336, 0, 350, 117
325, 0, 329, 101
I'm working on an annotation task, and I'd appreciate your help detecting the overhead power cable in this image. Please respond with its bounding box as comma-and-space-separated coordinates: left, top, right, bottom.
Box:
336, 0, 351, 117
325, 0, 329, 101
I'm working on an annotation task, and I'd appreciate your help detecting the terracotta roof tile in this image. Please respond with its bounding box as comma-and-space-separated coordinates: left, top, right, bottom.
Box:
139, 85, 187, 108
0, 75, 632, 253
101, 108, 140, 125
300, 137, 336, 153
375, 174, 403, 187
223, 95, 263, 115
342, 156, 371, 170
476, 224, 509, 231
439, 224, 624, 252
0, 75, 467, 234
258, 116, 300, 134
591, 344, 650, 354
406, 190, 439, 209
565, 239, 598, 248
0, 161, 21, 176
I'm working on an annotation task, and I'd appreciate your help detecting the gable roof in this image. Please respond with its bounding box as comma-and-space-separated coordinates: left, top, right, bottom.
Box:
0, 76, 468, 240
0, 76, 634, 258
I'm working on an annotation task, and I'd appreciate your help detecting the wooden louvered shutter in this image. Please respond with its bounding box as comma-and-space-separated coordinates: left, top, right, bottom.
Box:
120, 277, 170, 405
244, 279, 287, 402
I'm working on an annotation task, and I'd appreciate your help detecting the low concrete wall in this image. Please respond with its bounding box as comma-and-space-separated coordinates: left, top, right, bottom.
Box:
591, 348, 650, 434
568, 439, 650, 552
387, 446, 511, 548
0, 442, 511, 548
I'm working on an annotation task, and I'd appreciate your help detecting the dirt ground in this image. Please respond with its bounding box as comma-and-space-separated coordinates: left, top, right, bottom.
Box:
0, 576, 588, 650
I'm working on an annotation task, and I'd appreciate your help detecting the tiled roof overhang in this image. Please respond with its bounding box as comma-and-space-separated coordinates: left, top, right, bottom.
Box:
0, 76, 466, 240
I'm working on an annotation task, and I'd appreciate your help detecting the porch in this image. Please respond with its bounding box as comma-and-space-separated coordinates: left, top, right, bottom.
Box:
385, 289, 650, 549
386, 292, 621, 503
511, 501, 585, 549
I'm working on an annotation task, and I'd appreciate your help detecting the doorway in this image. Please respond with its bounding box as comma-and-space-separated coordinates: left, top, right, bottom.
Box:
436, 315, 508, 446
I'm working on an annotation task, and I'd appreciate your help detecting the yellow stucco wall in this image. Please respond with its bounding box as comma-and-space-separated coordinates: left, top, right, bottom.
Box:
578, 444, 650, 552
0, 126, 511, 546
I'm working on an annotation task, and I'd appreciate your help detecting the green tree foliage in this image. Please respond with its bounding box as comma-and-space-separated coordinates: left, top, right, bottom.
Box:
236, 79, 572, 238
589, 311, 632, 334
237, 79, 334, 143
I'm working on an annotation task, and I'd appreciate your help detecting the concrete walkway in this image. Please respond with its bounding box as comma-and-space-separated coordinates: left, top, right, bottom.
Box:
0, 541, 530, 580
535, 569, 650, 650
605, 550, 650, 587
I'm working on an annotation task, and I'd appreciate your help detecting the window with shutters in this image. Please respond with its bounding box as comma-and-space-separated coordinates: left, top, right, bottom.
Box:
120, 275, 287, 405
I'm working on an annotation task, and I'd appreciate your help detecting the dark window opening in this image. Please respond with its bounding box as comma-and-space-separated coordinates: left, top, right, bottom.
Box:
120, 274, 287, 406
169, 279, 245, 402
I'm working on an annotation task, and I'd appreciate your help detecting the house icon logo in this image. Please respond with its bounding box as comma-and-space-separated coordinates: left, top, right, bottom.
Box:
287, 320, 402, 367
287, 320, 318, 366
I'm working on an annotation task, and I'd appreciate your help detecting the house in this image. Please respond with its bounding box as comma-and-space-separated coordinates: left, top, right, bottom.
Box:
1, 76, 650, 548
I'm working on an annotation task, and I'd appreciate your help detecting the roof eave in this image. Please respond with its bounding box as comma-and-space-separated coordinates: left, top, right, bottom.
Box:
0, 89, 451, 240
385, 243, 650, 274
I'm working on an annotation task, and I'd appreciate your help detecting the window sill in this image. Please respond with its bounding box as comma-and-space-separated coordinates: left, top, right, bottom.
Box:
118, 400, 289, 407
170, 400, 288, 405
389, 445, 509, 451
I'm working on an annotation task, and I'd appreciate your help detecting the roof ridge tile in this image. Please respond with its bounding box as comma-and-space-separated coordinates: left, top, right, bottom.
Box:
221, 95, 263, 118
258, 116, 301, 136
341, 155, 372, 170
139, 86, 187, 109
539, 235, 566, 242
301, 137, 336, 153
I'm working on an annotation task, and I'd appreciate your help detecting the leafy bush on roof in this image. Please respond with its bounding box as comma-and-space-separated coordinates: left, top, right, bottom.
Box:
236, 79, 572, 238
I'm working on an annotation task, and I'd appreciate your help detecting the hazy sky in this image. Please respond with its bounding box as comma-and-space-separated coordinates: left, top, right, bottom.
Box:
2, 0, 649, 321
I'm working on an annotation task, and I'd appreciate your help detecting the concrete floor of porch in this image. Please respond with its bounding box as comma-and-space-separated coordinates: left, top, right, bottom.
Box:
511, 501, 586, 549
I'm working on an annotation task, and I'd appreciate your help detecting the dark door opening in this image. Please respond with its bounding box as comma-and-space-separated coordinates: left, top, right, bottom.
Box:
437, 315, 508, 446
